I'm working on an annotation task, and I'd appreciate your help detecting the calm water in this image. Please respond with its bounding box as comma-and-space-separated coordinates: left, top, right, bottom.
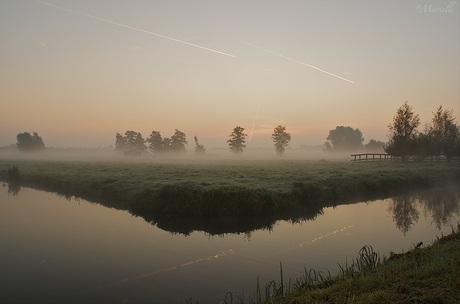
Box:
1, 184, 459, 303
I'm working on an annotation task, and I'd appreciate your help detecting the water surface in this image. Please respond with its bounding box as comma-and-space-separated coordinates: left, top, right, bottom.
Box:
1, 184, 459, 303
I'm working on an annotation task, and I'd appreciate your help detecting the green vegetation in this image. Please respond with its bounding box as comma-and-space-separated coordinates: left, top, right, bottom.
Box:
6, 165, 21, 182
0, 159, 459, 219
385, 102, 460, 161
228, 126, 248, 155
271, 125, 291, 156
324, 126, 364, 152
203, 224, 460, 304
16, 131, 46, 152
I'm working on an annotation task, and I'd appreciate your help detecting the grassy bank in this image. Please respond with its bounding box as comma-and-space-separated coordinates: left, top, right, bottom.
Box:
1, 159, 459, 218
209, 224, 460, 304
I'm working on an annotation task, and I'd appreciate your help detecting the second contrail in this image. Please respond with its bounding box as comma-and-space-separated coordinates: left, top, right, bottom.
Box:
264, 49, 354, 84
237, 39, 354, 84
37, 1, 235, 58
248, 103, 261, 142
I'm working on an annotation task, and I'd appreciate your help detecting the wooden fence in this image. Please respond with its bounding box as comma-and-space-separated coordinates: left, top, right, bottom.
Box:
351, 153, 394, 162
351, 154, 459, 162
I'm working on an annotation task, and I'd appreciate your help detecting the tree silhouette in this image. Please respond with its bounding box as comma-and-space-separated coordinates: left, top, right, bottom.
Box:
194, 136, 206, 154
426, 106, 459, 161
147, 130, 164, 153
115, 131, 146, 153
385, 101, 420, 161
147, 129, 188, 153
115, 133, 127, 153
271, 125, 291, 155
365, 139, 385, 153
227, 126, 247, 155
16, 132, 45, 152
324, 126, 363, 152
170, 129, 188, 152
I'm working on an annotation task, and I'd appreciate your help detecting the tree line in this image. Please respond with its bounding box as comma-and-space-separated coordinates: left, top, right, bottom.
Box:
115, 125, 292, 155
323, 102, 460, 161
385, 102, 460, 161
13, 102, 459, 160
324, 126, 387, 153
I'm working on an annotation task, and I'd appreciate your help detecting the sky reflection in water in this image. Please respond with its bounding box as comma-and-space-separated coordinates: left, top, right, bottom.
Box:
0, 184, 459, 303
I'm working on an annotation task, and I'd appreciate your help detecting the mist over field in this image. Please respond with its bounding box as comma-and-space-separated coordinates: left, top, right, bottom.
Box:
0, 144, 341, 162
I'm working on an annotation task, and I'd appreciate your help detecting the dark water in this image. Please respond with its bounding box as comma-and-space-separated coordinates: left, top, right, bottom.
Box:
1, 184, 459, 303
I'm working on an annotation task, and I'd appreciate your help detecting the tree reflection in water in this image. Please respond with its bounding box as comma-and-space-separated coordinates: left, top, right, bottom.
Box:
5, 182, 21, 196
3, 182, 458, 236
388, 183, 460, 234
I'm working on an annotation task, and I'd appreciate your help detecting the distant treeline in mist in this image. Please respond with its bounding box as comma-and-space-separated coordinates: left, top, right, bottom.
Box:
112, 102, 460, 160
324, 103, 460, 162
8, 102, 460, 161
114, 125, 293, 156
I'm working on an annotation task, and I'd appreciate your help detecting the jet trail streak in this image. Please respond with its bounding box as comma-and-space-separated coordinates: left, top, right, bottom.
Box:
264, 49, 354, 84
37, 1, 235, 58
237, 39, 354, 84
249, 103, 261, 142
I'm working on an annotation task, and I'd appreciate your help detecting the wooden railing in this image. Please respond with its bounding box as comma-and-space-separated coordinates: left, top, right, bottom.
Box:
351, 153, 460, 162
350, 153, 394, 162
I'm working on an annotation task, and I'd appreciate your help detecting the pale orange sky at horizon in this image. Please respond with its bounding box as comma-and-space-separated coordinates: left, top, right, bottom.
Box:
1, 0, 459, 149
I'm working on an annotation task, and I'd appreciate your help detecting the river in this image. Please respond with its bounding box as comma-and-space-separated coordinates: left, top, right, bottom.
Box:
1, 184, 459, 303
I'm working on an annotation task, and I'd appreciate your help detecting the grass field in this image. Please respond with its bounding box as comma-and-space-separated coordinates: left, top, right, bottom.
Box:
1, 158, 459, 220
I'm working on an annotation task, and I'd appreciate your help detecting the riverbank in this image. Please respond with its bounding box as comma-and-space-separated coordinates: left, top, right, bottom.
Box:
1, 159, 459, 219
218, 224, 460, 304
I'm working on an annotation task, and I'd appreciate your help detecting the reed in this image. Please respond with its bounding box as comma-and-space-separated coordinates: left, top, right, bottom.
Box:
6, 165, 20, 182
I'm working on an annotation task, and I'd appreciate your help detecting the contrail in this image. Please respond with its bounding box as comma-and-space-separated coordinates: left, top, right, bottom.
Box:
237, 39, 354, 84
37, 1, 235, 58
38, 40, 46, 47
248, 103, 261, 142
78, 249, 234, 294
264, 49, 354, 83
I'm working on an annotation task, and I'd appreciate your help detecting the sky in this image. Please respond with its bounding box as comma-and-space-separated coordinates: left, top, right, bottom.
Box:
1, 0, 459, 149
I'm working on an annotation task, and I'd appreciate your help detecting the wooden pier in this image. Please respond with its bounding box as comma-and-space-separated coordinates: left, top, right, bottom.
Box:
351, 153, 394, 162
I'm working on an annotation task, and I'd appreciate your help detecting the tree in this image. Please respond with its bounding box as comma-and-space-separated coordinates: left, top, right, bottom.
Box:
227, 126, 247, 155
147, 131, 165, 153
324, 126, 363, 152
16, 132, 46, 152
125, 131, 147, 152
170, 129, 188, 152
271, 125, 291, 155
385, 101, 420, 161
426, 106, 459, 161
147, 129, 188, 153
364, 139, 385, 153
115, 130, 146, 153
115, 133, 127, 153
413, 129, 436, 161
194, 136, 206, 154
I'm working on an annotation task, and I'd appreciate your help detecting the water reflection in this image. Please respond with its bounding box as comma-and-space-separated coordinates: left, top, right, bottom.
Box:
3, 182, 459, 236
135, 205, 324, 236
388, 195, 419, 235
388, 183, 460, 234
2, 182, 21, 196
